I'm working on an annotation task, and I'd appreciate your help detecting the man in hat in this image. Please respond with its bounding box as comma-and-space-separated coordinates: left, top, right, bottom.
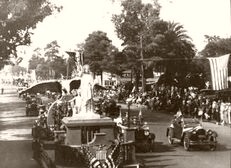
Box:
171, 109, 184, 128
168, 109, 184, 139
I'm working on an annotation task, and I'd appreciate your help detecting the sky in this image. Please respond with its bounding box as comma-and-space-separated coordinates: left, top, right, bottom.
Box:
19, 0, 231, 66
30, 0, 122, 51
160, 0, 230, 51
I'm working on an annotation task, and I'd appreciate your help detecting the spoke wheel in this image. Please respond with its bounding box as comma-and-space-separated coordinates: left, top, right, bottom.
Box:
209, 144, 216, 151
167, 128, 174, 144
168, 135, 173, 144
209, 137, 216, 151
183, 135, 190, 151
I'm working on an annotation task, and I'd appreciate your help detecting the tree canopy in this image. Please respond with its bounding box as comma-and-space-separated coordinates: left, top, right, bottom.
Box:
28, 41, 67, 80
83, 31, 120, 75
200, 36, 231, 57
28, 48, 44, 69
112, 0, 195, 89
200, 36, 231, 75
0, 0, 61, 69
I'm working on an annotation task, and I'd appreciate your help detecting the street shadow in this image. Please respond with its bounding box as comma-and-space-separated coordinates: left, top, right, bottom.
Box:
136, 141, 178, 167
153, 141, 176, 153
136, 156, 173, 168
0, 101, 28, 118
136, 140, 194, 168
188, 143, 231, 152
169, 143, 231, 152
137, 155, 180, 168
135, 141, 176, 155
0, 118, 35, 128
0, 102, 25, 110
144, 163, 177, 168
0, 140, 39, 168
216, 143, 231, 151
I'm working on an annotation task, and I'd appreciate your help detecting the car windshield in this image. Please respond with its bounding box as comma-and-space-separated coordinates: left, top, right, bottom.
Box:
183, 118, 201, 128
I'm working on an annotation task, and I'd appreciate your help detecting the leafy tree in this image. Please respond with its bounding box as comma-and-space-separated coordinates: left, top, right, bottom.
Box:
100, 46, 126, 75
83, 31, 113, 75
52, 56, 67, 78
28, 48, 45, 70
0, 0, 61, 69
191, 57, 210, 84
65, 51, 78, 79
200, 36, 231, 57
11, 65, 27, 76
112, 0, 161, 90
44, 40, 66, 79
145, 21, 195, 76
204, 35, 221, 43
28, 41, 67, 79
200, 36, 231, 75
112, 0, 195, 90
112, 0, 160, 45
36, 63, 49, 80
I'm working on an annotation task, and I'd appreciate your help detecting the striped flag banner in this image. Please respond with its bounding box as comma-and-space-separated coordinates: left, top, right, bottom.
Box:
207, 54, 230, 90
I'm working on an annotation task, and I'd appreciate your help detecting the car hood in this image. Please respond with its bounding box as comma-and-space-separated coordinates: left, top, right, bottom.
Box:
183, 125, 203, 133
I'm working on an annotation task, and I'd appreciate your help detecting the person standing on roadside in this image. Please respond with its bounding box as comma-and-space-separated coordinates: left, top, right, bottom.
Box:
214, 99, 221, 125
1, 87, 4, 94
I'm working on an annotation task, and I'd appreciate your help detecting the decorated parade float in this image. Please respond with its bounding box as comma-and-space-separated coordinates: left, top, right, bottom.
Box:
29, 65, 153, 168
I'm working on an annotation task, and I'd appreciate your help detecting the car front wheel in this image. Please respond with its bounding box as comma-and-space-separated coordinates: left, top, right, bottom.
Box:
183, 135, 190, 151
167, 128, 174, 144
209, 137, 216, 151
168, 135, 173, 144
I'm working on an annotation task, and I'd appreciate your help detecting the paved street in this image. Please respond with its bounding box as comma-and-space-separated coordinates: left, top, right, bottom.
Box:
0, 87, 230, 168
126, 104, 231, 168
0, 86, 39, 168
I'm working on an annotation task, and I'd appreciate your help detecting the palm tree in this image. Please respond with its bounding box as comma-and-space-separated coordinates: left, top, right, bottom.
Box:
142, 21, 196, 86
163, 22, 195, 76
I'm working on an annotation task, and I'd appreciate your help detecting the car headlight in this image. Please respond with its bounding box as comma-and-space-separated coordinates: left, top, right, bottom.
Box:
192, 130, 196, 134
207, 129, 213, 135
144, 130, 150, 136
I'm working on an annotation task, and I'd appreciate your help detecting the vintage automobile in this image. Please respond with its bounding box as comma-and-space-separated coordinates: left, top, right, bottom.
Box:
134, 122, 155, 153
21, 81, 62, 117
17, 86, 27, 95
31, 107, 54, 141
25, 96, 39, 116
116, 114, 156, 153
166, 117, 218, 151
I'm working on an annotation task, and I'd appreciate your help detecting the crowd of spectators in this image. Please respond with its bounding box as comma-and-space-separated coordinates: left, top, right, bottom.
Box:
116, 84, 231, 126
19, 80, 231, 127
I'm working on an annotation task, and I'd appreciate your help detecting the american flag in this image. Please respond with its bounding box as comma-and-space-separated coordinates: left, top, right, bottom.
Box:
80, 142, 122, 168
80, 145, 118, 168
207, 54, 230, 90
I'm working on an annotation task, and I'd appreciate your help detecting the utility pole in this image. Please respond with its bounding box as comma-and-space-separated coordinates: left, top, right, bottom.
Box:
140, 35, 146, 92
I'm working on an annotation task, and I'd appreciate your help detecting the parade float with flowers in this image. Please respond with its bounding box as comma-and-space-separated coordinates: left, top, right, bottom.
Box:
27, 64, 152, 168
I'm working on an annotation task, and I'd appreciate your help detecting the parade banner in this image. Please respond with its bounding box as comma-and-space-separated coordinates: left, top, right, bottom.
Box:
207, 54, 230, 90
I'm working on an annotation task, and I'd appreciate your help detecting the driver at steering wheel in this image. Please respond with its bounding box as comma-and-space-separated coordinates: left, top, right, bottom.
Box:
170, 110, 184, 128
